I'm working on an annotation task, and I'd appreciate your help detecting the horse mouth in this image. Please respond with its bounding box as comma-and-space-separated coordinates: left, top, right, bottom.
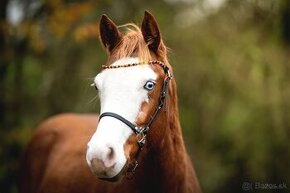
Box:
97, 160, 128, 182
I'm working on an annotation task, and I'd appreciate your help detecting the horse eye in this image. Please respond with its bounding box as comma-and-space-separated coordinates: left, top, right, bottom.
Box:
144, 81, 156, 91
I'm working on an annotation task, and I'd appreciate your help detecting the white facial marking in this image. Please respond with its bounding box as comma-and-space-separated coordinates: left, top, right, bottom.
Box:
86, 57, 157, 178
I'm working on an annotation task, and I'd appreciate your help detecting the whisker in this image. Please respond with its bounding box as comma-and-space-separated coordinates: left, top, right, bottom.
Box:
88, 95, 99, 104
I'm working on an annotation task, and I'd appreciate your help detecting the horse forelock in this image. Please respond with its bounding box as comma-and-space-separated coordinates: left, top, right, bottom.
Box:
107, 23, 169, 65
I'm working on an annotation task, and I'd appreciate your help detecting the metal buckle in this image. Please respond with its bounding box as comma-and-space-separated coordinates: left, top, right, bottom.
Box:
136, 130, 146, 147
167, 70, 173, 79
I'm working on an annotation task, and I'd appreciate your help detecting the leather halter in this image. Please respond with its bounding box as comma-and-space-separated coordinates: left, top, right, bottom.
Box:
99, 60, 173, 179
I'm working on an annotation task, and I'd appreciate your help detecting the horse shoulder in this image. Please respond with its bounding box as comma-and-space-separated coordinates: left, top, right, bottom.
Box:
20, 113, 101, 193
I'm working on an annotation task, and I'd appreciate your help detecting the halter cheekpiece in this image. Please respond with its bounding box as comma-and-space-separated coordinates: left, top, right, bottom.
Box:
98, 60, 173, 180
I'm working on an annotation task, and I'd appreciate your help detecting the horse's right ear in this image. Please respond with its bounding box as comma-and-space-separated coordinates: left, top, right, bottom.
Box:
141, 11, 161, 53
99, 15, 122, 53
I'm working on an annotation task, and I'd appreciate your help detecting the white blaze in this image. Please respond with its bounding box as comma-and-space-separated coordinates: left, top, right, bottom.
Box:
86, 57, 157, 178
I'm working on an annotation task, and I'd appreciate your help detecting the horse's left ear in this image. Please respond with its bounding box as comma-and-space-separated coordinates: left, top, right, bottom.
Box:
141, 11, 161, 53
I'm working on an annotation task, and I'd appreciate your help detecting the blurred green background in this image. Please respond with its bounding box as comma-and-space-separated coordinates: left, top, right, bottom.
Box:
0, 0, 290, 193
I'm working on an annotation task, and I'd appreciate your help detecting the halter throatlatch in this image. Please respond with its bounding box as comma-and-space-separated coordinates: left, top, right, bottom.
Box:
99, 60, 173, 179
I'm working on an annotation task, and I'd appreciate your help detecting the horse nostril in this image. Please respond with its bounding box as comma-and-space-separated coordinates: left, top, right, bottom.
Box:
103, 146, 116, 168
107, 147, 114, 159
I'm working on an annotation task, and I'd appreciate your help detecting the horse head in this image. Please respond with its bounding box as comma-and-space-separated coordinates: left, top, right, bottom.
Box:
86, 11, 173, 181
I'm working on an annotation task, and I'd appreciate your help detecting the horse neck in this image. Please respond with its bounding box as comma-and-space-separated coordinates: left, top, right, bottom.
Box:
140, 80, 197, 193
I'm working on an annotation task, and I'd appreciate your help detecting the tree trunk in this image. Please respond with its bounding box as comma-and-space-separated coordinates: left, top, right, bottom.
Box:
0, 0, 9, 126
281, 0, 290, 44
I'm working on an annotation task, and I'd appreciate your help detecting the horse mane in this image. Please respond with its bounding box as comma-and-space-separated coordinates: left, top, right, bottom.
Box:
111, 23, 168, 64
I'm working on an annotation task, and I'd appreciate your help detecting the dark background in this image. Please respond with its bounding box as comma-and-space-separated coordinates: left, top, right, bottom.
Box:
0, 0, 290, 193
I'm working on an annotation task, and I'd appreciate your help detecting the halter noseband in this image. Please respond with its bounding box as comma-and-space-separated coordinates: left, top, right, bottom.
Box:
98, 60, 173, 179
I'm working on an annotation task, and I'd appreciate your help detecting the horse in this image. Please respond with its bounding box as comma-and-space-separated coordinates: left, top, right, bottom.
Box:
19, 11, 202, 193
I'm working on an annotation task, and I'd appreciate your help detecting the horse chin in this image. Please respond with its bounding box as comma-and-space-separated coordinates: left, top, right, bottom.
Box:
98, 172, 123, 182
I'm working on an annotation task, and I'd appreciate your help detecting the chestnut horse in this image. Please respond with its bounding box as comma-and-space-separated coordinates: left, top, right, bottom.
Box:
20, 11, 202, 193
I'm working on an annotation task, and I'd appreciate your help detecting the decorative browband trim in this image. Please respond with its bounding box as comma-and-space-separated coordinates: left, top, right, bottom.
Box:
102, 60, 165, 69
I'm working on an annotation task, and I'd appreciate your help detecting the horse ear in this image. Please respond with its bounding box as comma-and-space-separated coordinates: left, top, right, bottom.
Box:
141, 11, 161, 53
99, 14, 122, 53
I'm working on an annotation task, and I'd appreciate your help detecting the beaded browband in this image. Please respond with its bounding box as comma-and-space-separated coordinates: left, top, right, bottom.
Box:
102, 60, 166, 69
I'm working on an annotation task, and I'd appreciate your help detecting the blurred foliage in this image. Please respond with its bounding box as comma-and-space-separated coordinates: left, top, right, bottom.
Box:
0, 0, 290, 193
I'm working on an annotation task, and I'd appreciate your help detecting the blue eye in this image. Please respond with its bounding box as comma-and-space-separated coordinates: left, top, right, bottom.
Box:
144, 81, 156, 91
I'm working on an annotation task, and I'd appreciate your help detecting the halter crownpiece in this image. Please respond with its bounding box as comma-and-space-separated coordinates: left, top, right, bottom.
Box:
99, 60, 173, 180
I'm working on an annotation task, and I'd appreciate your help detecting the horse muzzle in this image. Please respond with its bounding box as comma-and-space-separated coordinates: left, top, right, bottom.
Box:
86, 142, 127, 180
